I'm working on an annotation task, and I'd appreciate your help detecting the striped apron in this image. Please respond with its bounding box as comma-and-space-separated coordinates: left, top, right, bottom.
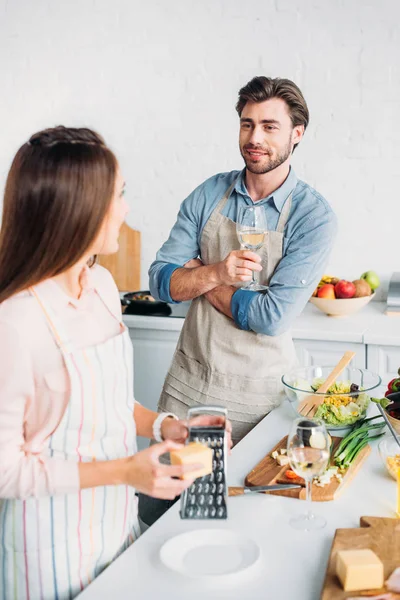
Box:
0, 285, 139, 600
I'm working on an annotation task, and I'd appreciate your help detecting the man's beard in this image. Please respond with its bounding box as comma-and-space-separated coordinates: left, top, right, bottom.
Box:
240, 138, 292, 175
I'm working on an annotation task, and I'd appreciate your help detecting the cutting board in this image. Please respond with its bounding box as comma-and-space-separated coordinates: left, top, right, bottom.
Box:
321, 516, 400, 599
97, 223, 141, 291
244, 435, 370, 501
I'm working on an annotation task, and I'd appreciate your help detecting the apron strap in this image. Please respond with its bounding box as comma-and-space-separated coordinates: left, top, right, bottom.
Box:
215, 179, 238, 215
93, 287, 126, 333
275, 191, 293, 234
29, 286, 74, 355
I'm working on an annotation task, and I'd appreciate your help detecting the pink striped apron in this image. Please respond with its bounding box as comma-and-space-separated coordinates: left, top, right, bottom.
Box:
0, 285, 139, 600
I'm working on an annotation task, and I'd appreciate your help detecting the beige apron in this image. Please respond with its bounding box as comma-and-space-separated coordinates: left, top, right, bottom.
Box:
159, 178, 298, 442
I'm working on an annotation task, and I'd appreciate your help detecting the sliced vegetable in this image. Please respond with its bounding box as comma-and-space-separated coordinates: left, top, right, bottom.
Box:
285, 470, 298, 479
372, 396, 393, 409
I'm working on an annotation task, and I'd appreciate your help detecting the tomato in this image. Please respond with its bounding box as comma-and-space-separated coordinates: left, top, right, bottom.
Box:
285, 470, 298, 480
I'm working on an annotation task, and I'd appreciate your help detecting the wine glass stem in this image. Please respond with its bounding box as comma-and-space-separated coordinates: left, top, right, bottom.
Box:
305, 478, 313, 520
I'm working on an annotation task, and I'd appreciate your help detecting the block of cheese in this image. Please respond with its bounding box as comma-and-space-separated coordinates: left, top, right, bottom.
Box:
335, 549, 384, 592
170, 442, 213, 480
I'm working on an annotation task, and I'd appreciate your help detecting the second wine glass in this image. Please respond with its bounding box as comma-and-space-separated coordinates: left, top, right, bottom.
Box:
236, 205, 267, 291
287, 418, 330, 531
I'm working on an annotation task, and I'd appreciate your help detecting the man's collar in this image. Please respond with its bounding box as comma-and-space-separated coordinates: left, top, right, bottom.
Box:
233, 167, 297, 212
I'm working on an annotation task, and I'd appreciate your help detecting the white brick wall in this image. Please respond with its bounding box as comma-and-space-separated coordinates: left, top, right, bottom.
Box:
1, 0, 399, 299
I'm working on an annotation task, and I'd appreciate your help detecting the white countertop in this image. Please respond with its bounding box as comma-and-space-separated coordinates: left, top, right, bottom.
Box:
124, 301, 400, 346
78, 402, 395, 600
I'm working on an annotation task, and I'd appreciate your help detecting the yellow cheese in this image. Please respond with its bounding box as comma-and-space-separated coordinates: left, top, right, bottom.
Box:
335, 549, 384, 592
170, 442, 213, 480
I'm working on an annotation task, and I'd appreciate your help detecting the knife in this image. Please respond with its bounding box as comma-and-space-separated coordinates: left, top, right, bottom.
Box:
228, 484, 302, 496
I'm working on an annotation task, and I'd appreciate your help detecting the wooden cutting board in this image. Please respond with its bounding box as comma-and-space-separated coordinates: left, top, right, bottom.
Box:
97, 223, 141, 291
321, 516, 400, 599
244, 435, 370, 501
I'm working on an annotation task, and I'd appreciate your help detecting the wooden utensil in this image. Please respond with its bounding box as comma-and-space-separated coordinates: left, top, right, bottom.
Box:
97, 222, 141, 291
298, 351, 356, 417
321, 516, 400, 599
244, 435, 370, 502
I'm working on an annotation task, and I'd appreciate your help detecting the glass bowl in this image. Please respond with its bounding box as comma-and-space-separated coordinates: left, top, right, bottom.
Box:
281, 366, 382, 430
378, 436, 400, 480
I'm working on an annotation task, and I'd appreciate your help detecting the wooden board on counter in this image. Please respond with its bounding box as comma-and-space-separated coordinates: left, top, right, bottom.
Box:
97, 223, 141, 292
244, 435, 370, 502
321, 516, 400, 599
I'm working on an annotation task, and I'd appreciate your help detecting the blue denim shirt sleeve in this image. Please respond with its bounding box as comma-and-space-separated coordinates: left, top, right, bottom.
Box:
148, 188, 202, 303
231, 289, 256, 330
231, 207, 338, 335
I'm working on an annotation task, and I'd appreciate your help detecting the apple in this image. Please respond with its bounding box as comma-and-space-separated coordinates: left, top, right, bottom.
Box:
317, 284, 336, 299
361, 270, 380, 291
335, 280, 356, 299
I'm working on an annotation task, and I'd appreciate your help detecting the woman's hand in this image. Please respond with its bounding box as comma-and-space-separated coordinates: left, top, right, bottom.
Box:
124, 440, 200, 499
161, 415, 233, 452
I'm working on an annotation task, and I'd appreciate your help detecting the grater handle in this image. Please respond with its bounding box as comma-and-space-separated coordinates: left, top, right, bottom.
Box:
187, 405, 227, 420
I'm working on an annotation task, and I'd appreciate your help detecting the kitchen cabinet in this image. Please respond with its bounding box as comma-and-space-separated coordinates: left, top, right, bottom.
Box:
129, 327, 180, 415
366, 345, 400, 383
127, 324, 181, 449
294, 340, 366, 368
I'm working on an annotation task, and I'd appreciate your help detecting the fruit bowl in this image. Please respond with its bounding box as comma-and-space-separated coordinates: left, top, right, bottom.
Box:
309, 293, 374, 317
282, 366, 382, 430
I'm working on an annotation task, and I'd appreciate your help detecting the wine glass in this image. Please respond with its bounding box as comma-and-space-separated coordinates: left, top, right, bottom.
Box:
236, 205, 267, 291
287, 418, 330, 531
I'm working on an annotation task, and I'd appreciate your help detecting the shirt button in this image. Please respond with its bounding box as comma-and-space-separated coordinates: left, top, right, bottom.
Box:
301, 279, 306, 285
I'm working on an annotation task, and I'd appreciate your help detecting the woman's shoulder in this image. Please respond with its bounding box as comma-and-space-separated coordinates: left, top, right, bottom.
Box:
90, 263, 117, 288
90, 264, 122, 317
0, 290, 41, 341
0, 289, 38, 318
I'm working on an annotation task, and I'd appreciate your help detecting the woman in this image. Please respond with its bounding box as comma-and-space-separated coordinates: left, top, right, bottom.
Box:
0, 126, 231, 600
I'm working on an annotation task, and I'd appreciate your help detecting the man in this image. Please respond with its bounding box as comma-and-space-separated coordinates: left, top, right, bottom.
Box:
139, 76, 337, 527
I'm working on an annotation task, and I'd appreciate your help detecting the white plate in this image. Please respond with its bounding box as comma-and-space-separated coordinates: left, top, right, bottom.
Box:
159, 529, 261, 581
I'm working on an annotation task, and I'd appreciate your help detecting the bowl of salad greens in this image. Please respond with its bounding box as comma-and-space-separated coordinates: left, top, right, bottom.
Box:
282, 366, 382, 429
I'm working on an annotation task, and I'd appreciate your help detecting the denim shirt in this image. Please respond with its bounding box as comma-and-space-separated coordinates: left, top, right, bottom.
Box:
148, 168, 337, 336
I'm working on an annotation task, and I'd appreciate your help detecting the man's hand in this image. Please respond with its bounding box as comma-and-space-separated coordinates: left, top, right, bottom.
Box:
213, 250, 261, 286
204, 285, 235, 318
169, 251, 260, 303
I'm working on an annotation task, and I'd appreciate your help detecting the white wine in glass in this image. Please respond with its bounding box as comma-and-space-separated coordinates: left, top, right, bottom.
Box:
237, 230, 266, 250
287, 418, 330, 531
236, 205, 267, 291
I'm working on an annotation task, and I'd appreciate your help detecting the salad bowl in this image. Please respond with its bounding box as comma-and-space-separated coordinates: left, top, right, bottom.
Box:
282, 366, 382, 430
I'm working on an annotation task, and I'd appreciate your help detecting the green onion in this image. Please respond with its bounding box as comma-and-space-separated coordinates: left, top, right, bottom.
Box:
333, 417, 385, 469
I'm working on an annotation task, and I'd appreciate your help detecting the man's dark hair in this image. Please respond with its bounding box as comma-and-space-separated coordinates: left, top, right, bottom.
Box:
236, 76, 309, 151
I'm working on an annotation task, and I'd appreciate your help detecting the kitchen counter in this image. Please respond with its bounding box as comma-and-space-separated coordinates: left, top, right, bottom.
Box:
123, 301, 400, 346
78, 401, 394, 600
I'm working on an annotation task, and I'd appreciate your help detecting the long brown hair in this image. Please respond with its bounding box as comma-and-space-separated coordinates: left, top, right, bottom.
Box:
0, 126, 117, 303
236, 76, 309, 151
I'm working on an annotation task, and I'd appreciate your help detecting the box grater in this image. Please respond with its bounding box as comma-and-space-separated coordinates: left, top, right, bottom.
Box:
180, 406, 228, 520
